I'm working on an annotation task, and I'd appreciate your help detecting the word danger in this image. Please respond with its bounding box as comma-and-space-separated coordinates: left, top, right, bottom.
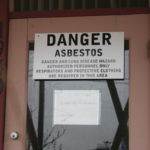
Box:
47, 33, 111, 46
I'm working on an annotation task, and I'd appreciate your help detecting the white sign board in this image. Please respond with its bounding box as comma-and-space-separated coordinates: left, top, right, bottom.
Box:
53, 90, 101, 125
33, 32, 124, 79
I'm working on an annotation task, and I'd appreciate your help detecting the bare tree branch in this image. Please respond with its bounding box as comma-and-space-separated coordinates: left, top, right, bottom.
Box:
43, 126, 66, 148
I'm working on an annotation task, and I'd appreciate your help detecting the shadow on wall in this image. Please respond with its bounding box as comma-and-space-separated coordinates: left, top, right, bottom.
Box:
147, 40, 150, 61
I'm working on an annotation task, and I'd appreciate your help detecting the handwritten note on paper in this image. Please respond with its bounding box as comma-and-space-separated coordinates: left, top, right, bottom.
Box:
53, 90, 101, 125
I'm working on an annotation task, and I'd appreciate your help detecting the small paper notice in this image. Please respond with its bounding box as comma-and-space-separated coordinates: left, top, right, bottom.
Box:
53, 90, 101, 125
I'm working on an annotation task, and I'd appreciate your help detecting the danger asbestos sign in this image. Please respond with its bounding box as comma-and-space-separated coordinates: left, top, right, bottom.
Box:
33, 32, 124, 80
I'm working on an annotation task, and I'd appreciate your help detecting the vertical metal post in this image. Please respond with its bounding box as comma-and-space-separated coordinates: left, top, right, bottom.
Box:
71, 0, 75, 10
38, 81, 45, 150
116, 0, 120, 7
44, 0, 49, 10
29, 0, 33, 11
127, 0, 130, 7
118, 0, 122, 7
32, 0, 38, 11
27, 106, 40, 150
58, 0, 64, 10
20, 0, 30, 11
38, 0, 44, 11
20, 0, 24, 11
82, 0, 86, 9
14, 0, 21, 11
49, 0, 54, 10
95, 0, 98, 8
110, 0, 116, 8
0, 0, 8, 150
28, 0, 38, 11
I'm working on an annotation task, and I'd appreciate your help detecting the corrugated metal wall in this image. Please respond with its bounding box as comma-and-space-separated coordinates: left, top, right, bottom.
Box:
13, 0, 149, 12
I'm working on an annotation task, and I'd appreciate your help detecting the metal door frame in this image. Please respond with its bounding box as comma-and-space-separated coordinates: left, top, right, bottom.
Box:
1, 4, 150, 150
